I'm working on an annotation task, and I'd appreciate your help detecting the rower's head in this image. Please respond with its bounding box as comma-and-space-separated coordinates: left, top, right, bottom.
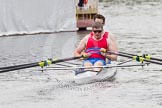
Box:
92, 22, 103, 40
93, 14, 105, 25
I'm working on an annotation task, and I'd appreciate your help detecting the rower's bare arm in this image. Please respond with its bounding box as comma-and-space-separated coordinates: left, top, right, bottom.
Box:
109, 33, 117, 45
106, 37, 118, 61
74, 36, 87, 57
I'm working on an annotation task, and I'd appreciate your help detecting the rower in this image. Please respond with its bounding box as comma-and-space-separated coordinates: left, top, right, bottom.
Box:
74, 22, 118, 72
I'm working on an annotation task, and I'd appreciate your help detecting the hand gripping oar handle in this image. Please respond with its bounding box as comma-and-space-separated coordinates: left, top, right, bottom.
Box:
0, 56, 83, 73
107, 51, 162, 65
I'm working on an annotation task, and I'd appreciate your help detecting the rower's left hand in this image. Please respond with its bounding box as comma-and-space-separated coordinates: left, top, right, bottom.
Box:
100, 48, 107, 56
82, 52, 91, 59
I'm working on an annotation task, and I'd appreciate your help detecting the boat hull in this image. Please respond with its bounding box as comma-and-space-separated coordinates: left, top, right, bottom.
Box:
74, 67, 117, 84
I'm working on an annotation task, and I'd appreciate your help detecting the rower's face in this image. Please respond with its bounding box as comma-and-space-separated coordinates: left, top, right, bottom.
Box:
94, 18, 104, 25
93, 27, 103, 40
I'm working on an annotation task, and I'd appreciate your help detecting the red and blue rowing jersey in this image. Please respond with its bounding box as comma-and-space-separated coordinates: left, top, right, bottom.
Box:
85, 32, 109, 60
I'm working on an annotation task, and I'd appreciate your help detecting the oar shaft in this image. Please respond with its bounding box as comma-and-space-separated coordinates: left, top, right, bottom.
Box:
147, 57, 162, 62
119, 51, 162, 62
0, 56, 82, 73
0, 63, 37, 70
107, 51, 162, 65
0, 63, 38, 73
51, 56, 82, 64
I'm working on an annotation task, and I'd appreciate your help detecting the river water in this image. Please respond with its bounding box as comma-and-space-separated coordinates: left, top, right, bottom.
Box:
0, 1, 162, 108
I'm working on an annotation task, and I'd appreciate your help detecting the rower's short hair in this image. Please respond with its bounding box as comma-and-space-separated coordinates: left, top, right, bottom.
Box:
93, 14, 105, 24
92, 22, 103, 29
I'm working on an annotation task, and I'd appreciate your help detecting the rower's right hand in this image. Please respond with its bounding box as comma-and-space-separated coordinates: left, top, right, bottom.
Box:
82, 52, 91, 59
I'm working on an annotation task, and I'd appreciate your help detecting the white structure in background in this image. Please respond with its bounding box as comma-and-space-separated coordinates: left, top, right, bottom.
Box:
0, 0, 76, 36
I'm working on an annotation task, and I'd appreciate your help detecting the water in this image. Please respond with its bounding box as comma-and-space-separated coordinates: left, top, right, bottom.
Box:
0, 1, 162, 108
